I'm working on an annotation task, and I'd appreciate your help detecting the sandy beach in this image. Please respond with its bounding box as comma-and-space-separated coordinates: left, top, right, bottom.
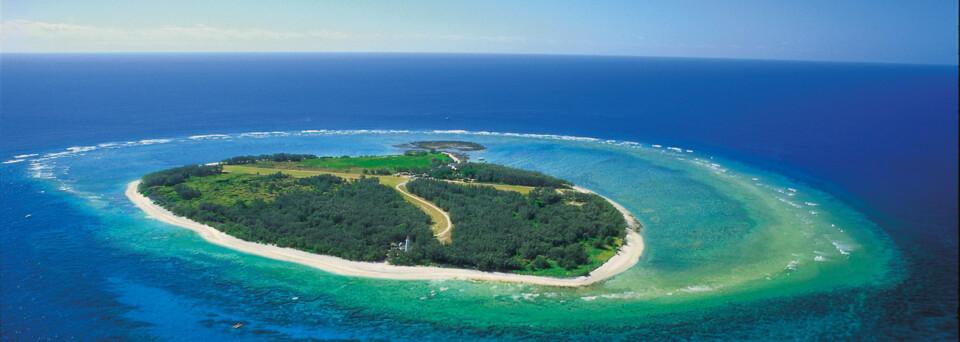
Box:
127, 180, 644, 287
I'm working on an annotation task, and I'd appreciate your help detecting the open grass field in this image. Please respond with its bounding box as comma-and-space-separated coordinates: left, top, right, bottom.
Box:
224, 165, 406, 186
298, 152, 452, 173
154, 172, 304, 207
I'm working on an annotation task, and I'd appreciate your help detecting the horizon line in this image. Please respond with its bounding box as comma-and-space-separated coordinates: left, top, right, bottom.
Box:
1, 51, 955, 67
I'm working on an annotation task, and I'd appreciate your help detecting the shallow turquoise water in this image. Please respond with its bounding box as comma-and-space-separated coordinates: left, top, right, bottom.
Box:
5, 130, 901, 340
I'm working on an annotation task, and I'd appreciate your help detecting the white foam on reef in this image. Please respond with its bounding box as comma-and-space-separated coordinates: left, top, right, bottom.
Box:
2, 159, 26, 164
189, 134, 231, 140
14, 154, 38, 159
298, 129, 410, 136
651, 144, 662, 148
814, 255, 827, 262
678, 285, 714, 293
475, 131, 602, 143
667, 146, 682, 152
784, 260, 800, 271
689, 158, 730, 173
580, 296, 598, 301
238, 132, 290, 138
137, 139, 171, 145
777, 197, 803, 209
831, 240, 853, 255
28, 162, 52, 171
599, 291, 637, 300
66, 146, 98, 153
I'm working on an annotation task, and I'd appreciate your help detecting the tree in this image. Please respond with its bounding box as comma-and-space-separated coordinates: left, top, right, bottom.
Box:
173, 184, 201, 200
532, 255, 550, 270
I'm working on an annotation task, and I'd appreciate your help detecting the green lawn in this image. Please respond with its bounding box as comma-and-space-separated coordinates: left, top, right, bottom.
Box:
298, 152, 452, 173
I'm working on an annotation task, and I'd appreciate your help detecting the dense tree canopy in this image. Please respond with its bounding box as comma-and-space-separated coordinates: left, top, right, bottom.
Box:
144, 173, 438, 262
139, 164, 223, 191
405, 179, 625, 271
453, 163, 571, 188
221, 153, 318, 165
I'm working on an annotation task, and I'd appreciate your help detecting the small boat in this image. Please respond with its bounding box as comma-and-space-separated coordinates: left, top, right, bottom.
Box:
25, 214, 31, 219
233, 323, 243, 329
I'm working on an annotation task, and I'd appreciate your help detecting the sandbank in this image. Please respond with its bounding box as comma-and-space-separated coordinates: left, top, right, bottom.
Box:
127, 180, 644, 287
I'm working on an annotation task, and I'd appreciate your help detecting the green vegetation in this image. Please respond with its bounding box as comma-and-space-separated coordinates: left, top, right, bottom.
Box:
299, 151, 452, 174
139, 164, 223, 192
144, 171, 437, 262
222, 165, 452, 237
404, 179, 625, 274
456, 162, 571, 188
139, 151, 628, 277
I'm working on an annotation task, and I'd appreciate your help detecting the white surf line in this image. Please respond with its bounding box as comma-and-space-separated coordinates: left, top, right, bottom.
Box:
395, 180, 453, 239
128, 180, 644, 287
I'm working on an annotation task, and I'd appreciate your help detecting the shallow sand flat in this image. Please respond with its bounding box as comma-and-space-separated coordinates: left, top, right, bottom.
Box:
127, 180, 644, 287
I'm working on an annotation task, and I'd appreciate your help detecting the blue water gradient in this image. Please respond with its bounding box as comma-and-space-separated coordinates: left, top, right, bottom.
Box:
2, 54, 956, 340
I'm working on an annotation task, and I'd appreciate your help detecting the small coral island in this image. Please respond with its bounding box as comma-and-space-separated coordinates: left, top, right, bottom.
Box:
135, 142, 641, 280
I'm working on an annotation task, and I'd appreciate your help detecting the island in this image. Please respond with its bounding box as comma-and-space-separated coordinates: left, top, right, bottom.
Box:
128, 144, 643, 286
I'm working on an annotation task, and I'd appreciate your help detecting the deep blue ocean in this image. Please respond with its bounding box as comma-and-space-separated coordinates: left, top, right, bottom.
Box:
1, 53, 957, 340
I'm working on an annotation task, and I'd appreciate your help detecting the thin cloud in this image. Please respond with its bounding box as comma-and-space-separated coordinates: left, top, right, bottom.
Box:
1, 19, 528, 48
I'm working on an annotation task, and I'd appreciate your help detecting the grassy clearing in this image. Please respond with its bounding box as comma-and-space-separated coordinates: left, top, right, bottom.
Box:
157, 172, 307, 207
298, 153, 452, 173
512, 237, 624, 278
224, 165, 408, 186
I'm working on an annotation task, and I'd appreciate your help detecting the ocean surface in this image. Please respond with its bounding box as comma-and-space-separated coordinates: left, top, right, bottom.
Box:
1, 53, 956, 341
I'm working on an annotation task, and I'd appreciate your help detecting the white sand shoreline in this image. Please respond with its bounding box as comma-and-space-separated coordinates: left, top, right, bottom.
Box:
126, 180, 644, 287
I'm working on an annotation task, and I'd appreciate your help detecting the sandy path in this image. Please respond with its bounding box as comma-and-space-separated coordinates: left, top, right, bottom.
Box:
127, 180, 644, 287
395, 181, 453, 241
441, 152, 461, 163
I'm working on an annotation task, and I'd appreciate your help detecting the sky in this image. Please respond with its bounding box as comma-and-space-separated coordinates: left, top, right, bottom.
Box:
1, 0, 957, 65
